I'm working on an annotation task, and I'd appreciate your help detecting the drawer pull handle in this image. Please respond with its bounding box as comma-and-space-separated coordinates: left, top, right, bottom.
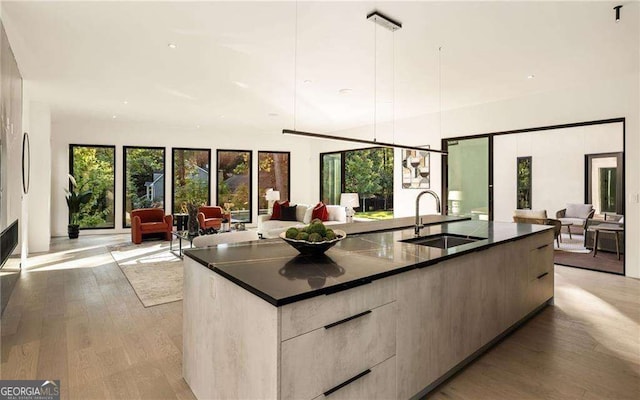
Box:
323, 369, 371, 397
537, 272, 549, 279
537, 244, 549, 250
324, 310, 372, 330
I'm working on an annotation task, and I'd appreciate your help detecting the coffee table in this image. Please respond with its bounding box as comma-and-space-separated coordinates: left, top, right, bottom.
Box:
589, 224, 624, 260
170, 230, 197, 259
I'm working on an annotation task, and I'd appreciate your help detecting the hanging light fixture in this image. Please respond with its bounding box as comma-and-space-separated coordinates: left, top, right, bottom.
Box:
282, 7, 446, 156
614, 5, 622, 22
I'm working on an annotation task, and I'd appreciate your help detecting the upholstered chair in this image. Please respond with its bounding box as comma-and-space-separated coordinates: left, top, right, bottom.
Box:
131, 208, 173, 244
197, 206, 224, 230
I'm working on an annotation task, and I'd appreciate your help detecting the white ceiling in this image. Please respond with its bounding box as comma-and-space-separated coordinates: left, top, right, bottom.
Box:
2, 1, 638, 134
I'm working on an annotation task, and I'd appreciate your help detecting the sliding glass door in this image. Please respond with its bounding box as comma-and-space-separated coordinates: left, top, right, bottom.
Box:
443, 137, 491, 220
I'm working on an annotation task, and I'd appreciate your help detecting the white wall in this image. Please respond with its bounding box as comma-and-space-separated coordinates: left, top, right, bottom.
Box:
50, 118, 315, 236
442, 73, 639, 279
26, 100, 51, 252
494, 122, 624, 223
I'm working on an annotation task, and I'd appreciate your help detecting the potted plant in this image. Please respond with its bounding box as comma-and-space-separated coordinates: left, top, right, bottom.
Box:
65, 174, 92, 239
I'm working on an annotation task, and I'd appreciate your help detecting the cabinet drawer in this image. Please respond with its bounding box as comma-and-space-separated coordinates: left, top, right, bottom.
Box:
527, 266, 554, 312
526, 230, 554, 251
528, 243, 553, 281
310, 356, 396, 400
280, 302, 396, 400
280, 277, 396, 340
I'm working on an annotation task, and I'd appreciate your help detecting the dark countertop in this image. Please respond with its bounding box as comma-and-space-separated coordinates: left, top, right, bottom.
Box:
185, 219, 552, 307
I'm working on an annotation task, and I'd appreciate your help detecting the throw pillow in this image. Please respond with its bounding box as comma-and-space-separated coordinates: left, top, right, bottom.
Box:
271, 200, 289, 220
281, 205, 298, 221
312, 202, 329, 221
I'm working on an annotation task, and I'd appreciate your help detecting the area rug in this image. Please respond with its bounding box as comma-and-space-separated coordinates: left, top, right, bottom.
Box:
108, 240, 183, 307
554, 233, 590, 253
553, 233, 624, 274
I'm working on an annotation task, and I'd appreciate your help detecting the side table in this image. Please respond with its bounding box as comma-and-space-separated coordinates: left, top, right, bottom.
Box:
174, 213, 189, 231
589, 224, 624, 260
170, 230, 196, 259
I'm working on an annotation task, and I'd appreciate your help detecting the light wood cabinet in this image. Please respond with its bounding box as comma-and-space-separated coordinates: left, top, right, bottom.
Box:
281, 301, 396, 400
184, 229, 554, 400
396, 230, 554, 399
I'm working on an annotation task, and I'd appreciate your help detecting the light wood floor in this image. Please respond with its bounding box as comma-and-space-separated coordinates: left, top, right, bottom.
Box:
1, 235, 639, 399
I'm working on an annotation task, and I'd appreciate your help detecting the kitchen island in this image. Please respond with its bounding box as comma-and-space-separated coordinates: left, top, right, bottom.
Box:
183, 219, 554, 400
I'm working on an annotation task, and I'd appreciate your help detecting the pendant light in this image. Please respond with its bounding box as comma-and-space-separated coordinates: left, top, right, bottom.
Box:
282, 8, 446, 156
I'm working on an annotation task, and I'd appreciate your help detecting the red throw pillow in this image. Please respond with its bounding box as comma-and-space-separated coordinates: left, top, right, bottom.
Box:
312, 202, 329, 221
271, 201, 289, 220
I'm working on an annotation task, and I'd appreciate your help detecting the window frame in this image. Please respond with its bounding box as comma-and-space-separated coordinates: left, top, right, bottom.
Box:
171, 147, 212, 215
216, 149, 253, 223
122, 146, 166, 228
257, 151, 291, 215
68, 144, 116, 230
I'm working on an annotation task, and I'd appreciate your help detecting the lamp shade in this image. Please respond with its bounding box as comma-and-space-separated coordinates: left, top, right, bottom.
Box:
340, 193, 360, 208
449, 191, 463, 201
265, 189, 281, 201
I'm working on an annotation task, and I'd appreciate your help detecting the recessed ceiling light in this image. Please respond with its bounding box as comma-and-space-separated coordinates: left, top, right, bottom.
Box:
339, 88, 353, 95
219, 115, 225, 119
268, 113, 279, 117
196, 124, 201, 129
234, 81, 249, 89
527, 74, 535, 79
123, 100, 128, 105
303, 80, 312, 84
168, 43, 177, 49
112, 115, 117, 119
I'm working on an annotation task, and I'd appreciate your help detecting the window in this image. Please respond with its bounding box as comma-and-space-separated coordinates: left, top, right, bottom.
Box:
69, 144, 116, 229
123, 146, 166, 227
172, 148, 211, 214
321, 153, 342, 205
217, 150, 252, 223
258, 151, 290, 214
320, 147, 394, 216
516, 156, 532, 209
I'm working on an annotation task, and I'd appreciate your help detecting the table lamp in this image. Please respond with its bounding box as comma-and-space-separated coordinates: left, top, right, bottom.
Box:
265, 188, 281, 214
340, 193, 360, 223
449, 190, 463, 215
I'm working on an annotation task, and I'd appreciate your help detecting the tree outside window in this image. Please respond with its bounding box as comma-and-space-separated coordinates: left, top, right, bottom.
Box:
124, 147, 165, 227
172, 148, 210, 214
70, 145, 115, 228
217, 150, 252, 223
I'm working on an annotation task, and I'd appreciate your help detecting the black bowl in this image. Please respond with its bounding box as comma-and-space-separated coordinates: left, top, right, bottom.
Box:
279, 229, 346, 255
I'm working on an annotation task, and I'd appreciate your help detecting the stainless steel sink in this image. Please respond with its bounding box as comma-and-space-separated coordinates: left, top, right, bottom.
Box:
400, 233, 484, 249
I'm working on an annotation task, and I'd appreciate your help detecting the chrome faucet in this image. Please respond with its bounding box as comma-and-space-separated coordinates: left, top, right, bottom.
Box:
415, 190, 442, 235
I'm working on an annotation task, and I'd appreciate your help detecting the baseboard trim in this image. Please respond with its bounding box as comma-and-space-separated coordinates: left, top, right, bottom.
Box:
410, 297, 553, 400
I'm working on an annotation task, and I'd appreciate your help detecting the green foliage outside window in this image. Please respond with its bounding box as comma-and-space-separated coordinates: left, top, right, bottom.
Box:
173, 149, 210, 214
344, 148, 394, 210
217, 150, 252, 222
124, 147, 165, 226
71, 146, 115, 228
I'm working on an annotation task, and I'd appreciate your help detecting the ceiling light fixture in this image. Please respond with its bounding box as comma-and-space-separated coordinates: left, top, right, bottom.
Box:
112, 115, 117, 119
282, 6, 445, 155
527, 74, 535, 79
123, 100, 128, 104
303, 79, 312, 84
614, 5, 622, 22
234, 81, 249, 89
168, 43, 177, 49
366, 11, 402, 32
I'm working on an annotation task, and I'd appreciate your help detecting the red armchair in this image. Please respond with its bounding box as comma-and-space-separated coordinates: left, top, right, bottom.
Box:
131, 208, 173, 244
197, 206, 224, 230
